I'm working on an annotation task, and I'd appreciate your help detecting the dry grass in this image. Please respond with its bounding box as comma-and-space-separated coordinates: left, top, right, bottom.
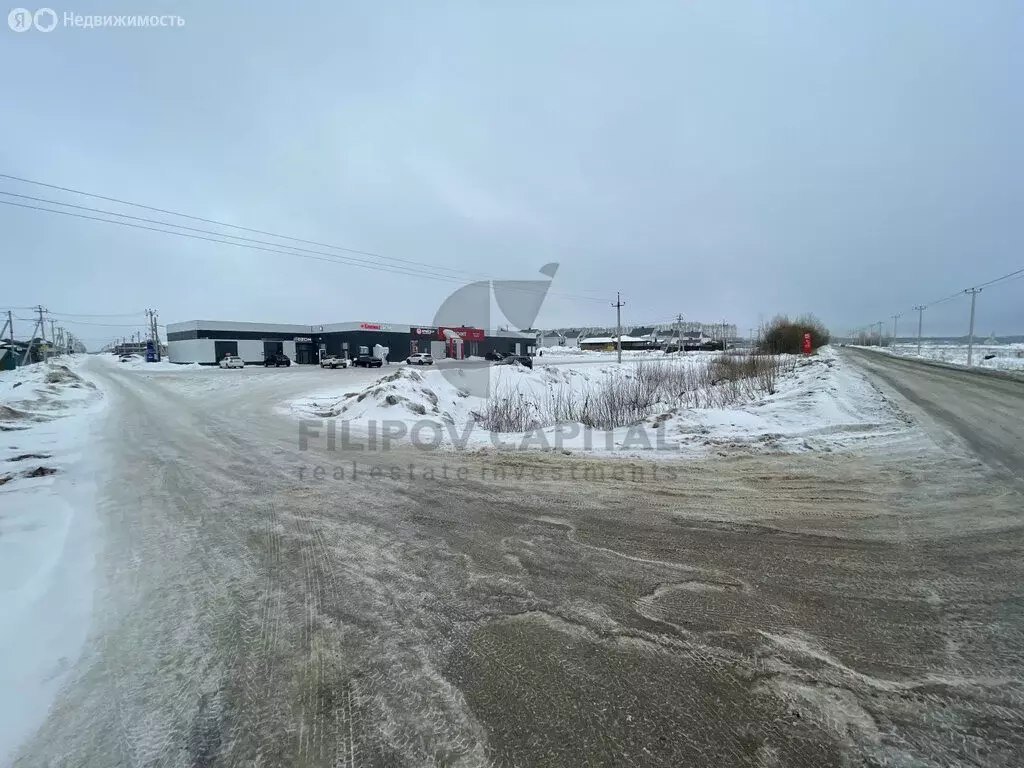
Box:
479, 353, 796, 432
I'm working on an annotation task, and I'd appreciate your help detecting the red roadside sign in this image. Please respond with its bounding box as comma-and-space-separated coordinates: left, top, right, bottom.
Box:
802, 333, 812, 354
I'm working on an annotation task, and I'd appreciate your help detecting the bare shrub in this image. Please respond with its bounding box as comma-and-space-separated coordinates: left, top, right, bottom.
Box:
478, 389, 545, 432
479, 353, 798, 432
758, 314, 830, 354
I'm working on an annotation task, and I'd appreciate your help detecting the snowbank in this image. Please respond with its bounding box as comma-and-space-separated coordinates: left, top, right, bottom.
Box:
0, 356, 107, 762
288, 349, 909, 459
881, 344, 1024, 372
93, 353, 203, 371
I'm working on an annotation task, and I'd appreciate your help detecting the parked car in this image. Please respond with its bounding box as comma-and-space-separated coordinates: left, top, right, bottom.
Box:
320, 356, 349, 369
484, 350, 508, 361
264, 352, 291, 367
494, 354, 533, 369
118, 354, 135, 363
406, 353, 434, 366
219, 354, 245, 369
353, 355, 383, 368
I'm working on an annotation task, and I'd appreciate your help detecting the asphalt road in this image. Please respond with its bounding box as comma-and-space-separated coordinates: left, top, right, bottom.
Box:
11, 355, 1024, 767
843, 348, 1024, 480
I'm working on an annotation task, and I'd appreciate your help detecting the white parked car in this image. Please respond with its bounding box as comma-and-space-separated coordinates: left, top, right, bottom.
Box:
406, 353, 434, 365
320, 356, 349, 369
219, 355, 245, 369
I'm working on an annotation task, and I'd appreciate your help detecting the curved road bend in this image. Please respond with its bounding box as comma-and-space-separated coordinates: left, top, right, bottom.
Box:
11, 355, 1024, 767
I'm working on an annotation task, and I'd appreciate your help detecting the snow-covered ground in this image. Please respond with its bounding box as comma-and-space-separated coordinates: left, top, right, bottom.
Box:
105, 353, 203, 371
879, 343, 1024, 372
536, 347, 666, 365
287, 348, 912, 459
0, 356, 108, 763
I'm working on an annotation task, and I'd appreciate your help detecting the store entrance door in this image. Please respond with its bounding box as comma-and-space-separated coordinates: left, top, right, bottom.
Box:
295, 342, 316, 365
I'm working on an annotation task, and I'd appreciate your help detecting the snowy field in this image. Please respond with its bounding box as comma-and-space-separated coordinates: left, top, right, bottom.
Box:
880, 343, 1024, 372
287, 348, 913, 459
0, 356, 107, 763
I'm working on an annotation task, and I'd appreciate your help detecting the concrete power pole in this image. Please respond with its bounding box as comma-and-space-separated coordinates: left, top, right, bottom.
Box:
148, 308, 162, 361
612, 292, 625, 364
676, 313, 684, 354
965, 288, 981, 367
2, 310, 12, 342
20, 306, 45, 366
913, 305, 926, 356
891, 313, 902, 349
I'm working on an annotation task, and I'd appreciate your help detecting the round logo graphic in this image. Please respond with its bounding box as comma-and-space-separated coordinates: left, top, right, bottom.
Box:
34, 7, 57, 31
8, 7, 33, 31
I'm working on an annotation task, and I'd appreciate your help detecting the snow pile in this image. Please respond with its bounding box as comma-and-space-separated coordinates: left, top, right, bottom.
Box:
669, 348, 911, 455
0, 356, 107, 762
882, 344, 1024, 372
94, 353, 202, 370
289, 349, 909, 458
0, 358, 101, 422
292, 367, 478, 424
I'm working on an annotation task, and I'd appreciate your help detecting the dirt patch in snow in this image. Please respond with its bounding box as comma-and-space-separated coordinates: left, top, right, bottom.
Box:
45, 365, 82, 385
8, 453, 52, 462
23, 466, 58, 478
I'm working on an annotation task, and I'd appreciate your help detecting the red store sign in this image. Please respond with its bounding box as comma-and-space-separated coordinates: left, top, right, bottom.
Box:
359, 323, 382, 330
438, 326, 485, 342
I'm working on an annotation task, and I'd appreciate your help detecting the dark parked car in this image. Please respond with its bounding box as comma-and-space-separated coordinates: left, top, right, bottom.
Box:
264, 352, 291, 367
484, 350, 508, 361
494, 354, 533, 369
353, 355, 383, 368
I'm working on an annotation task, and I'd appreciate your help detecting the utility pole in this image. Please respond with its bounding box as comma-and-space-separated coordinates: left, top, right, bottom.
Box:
147, 308, 162, 361
20, 306, 45, 366
876, 321, 885, 347
676, 313, 684, 353
48, 320, 57, 358
965, 288, 981, 366
0, 310, 11, 342
891, 313, 902, 349
612, 292, 625, 364
913, 305, 926, 356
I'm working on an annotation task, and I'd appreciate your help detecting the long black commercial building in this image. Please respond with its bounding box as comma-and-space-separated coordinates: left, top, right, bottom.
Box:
166, 320, 536, 365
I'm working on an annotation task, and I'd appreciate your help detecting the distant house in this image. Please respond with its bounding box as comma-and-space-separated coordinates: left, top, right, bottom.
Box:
579, 335, 655, 352
662, 331, 724, 353
537, 331, 567, 349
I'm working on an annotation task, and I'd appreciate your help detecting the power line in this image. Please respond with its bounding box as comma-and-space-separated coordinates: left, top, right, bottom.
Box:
0, 172, 502, 280
0, 173, 609, 301
47, 310, 147, 318
55, 318, 165, 328
918, 264, 1024, 310
975, 265, 1024, 290
0, 189, 491, 285
0, 197, 494, 287
0, 197, 607, 304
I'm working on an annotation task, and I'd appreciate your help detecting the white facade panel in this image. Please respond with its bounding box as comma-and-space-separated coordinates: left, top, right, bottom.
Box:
282, 341, 297, 361
318, 321, 413, 333
236, 340, 265, 364
166, 320, 200, 334
168, 338, 215, 364
186, 319, 309, 335
429, 340, 446, 359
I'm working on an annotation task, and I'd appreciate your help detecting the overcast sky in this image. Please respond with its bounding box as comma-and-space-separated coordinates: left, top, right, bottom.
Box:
2, 1, 1021, 348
